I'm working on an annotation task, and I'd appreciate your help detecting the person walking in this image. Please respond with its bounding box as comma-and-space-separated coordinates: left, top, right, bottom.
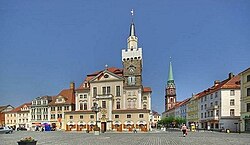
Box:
181, 124, 187, 137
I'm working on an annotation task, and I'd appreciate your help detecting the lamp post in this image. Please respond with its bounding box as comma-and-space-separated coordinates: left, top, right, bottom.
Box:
91, 102, 101, 135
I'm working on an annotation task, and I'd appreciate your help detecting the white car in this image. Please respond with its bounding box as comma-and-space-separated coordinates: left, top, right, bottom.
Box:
0, 126, 13, 134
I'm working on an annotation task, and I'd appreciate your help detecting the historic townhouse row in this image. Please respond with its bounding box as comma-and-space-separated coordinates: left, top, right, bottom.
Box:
162, 60, 248, 132
4, 16, 152, 132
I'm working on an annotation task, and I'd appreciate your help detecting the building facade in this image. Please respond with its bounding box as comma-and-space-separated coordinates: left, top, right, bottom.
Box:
5, 103, 31, 130
240, 67, 250, 132
187, 94, 199, 128
0, 105, 14, 126
198, 73, 241, 131
64, 19, 152, 132
30, 96, 52, 130
49, 83, 75, 130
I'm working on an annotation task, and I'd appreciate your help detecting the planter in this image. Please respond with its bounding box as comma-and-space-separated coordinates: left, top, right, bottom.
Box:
17, 141, 37, 145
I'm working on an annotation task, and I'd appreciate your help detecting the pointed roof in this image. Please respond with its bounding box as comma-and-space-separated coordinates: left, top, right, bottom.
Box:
168, 61, 174, 81
129, 22, 136, 36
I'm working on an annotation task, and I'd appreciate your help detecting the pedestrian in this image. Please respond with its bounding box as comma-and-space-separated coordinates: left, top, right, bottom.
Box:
181, 124, 187, 137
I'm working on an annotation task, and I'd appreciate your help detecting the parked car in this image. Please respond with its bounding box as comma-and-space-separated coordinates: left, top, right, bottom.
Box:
0, 126, 13, 134
17, 127, 27, 131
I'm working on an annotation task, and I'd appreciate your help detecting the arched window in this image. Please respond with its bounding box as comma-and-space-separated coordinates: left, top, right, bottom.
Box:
84, 103, 87, 110
116, 101, 120, 109
143, 104, 147, 109
80, 103, 83, 110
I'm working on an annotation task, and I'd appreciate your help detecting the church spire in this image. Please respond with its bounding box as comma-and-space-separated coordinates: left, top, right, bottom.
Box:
127, 9, 138, 50
168, 61, 174, 82
129, 23, 136, 36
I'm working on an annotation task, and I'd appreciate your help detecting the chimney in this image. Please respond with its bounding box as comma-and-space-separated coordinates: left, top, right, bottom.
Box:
214, 80, 220, 86
70, 82, 75, 90
228, 72, 234, 79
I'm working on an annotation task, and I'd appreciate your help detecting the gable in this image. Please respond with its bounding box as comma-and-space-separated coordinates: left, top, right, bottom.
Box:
89, 71, 123, 83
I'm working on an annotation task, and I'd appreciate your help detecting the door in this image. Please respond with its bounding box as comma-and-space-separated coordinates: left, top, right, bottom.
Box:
101, 122, 106, 132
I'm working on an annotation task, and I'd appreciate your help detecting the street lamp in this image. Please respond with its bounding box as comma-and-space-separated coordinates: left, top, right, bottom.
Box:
91, 103, 101, 130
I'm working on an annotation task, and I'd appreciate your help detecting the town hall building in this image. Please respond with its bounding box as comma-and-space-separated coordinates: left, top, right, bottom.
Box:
64, 18, 152, 132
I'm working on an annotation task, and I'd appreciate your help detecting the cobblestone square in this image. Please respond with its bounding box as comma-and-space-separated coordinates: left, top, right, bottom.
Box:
1, 130, 250, 145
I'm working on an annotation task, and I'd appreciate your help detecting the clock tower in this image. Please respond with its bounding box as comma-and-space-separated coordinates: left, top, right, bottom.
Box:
165, 61, 176, 111
122, 21, 142, 88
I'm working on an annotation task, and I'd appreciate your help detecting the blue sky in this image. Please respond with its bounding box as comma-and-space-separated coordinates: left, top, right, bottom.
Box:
0, 0, 249, 113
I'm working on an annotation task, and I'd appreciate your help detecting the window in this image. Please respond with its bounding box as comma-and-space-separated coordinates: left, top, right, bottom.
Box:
102, 87, 106, 95
58, 106, 62, 111
215, 101, 218, 105
143, 96, 147, 100
102, 101, 106, 109
65, 106, 69, 111
210, 94, 213, 99
216, 110, 220, 116
37, 101, 41, 105
215, 92, 218, 98
90, 115, 94, 119
247, 103, 250, 112
127, 114, 131, 118
211, 111, 213, 117
128, 76, 136, 85
51, 107, 55, 111
201, 113, 203, 118
80, 115, 83, 119
230, 109, 235, 116
116, 101, 120, 109
128, 100, 131, 108
204, 112, 206, 118
247, 75, 250, 82
116, 86, 121, 96
204, 104, 207, 109
70, 116, 73, 119
80, 103, 83, 110
107, 86, 111, 94
204, 96, 207, 101
170, 98, 173, 102
84, 94, 87, 98
51, 114, 55, 119
57, 114, 62, 119
143, 104, 147, 109
93, 87, 97, 97
201, 105, 203, 110
79, 95, 83, 99
115, 115, 119, 118
139, 114, 144, 118
210, 102, 213, 107
201, 97, 203, 102
230, 90, 235, 96
247, 88, 250, 96
208, 112, 210, 117
84, 103, 87, 110
230, 99, 235, 106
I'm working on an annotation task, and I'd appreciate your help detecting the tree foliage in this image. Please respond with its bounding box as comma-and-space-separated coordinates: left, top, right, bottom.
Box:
158, 116, 186, 128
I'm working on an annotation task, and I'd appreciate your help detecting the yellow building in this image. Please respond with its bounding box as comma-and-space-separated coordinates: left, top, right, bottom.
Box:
187, 94, 199, 129
240, 67, 250, 132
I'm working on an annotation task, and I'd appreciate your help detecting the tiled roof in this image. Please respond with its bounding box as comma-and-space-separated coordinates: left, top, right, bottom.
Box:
143, 87, 152, 92
0, 105, 13, 112
49, 89, 75, 106
9, 103, 31, 113
196, 75, 240, 99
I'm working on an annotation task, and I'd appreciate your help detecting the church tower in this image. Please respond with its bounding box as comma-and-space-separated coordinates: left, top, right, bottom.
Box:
165, 61, 176, 111
122, 15, 143, 88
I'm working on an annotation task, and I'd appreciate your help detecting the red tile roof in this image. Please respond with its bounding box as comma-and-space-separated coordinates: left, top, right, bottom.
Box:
49, 89, 75, 106
196, 75, 240, 99
9, 103, 31, 113
143, 87, 152, 92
